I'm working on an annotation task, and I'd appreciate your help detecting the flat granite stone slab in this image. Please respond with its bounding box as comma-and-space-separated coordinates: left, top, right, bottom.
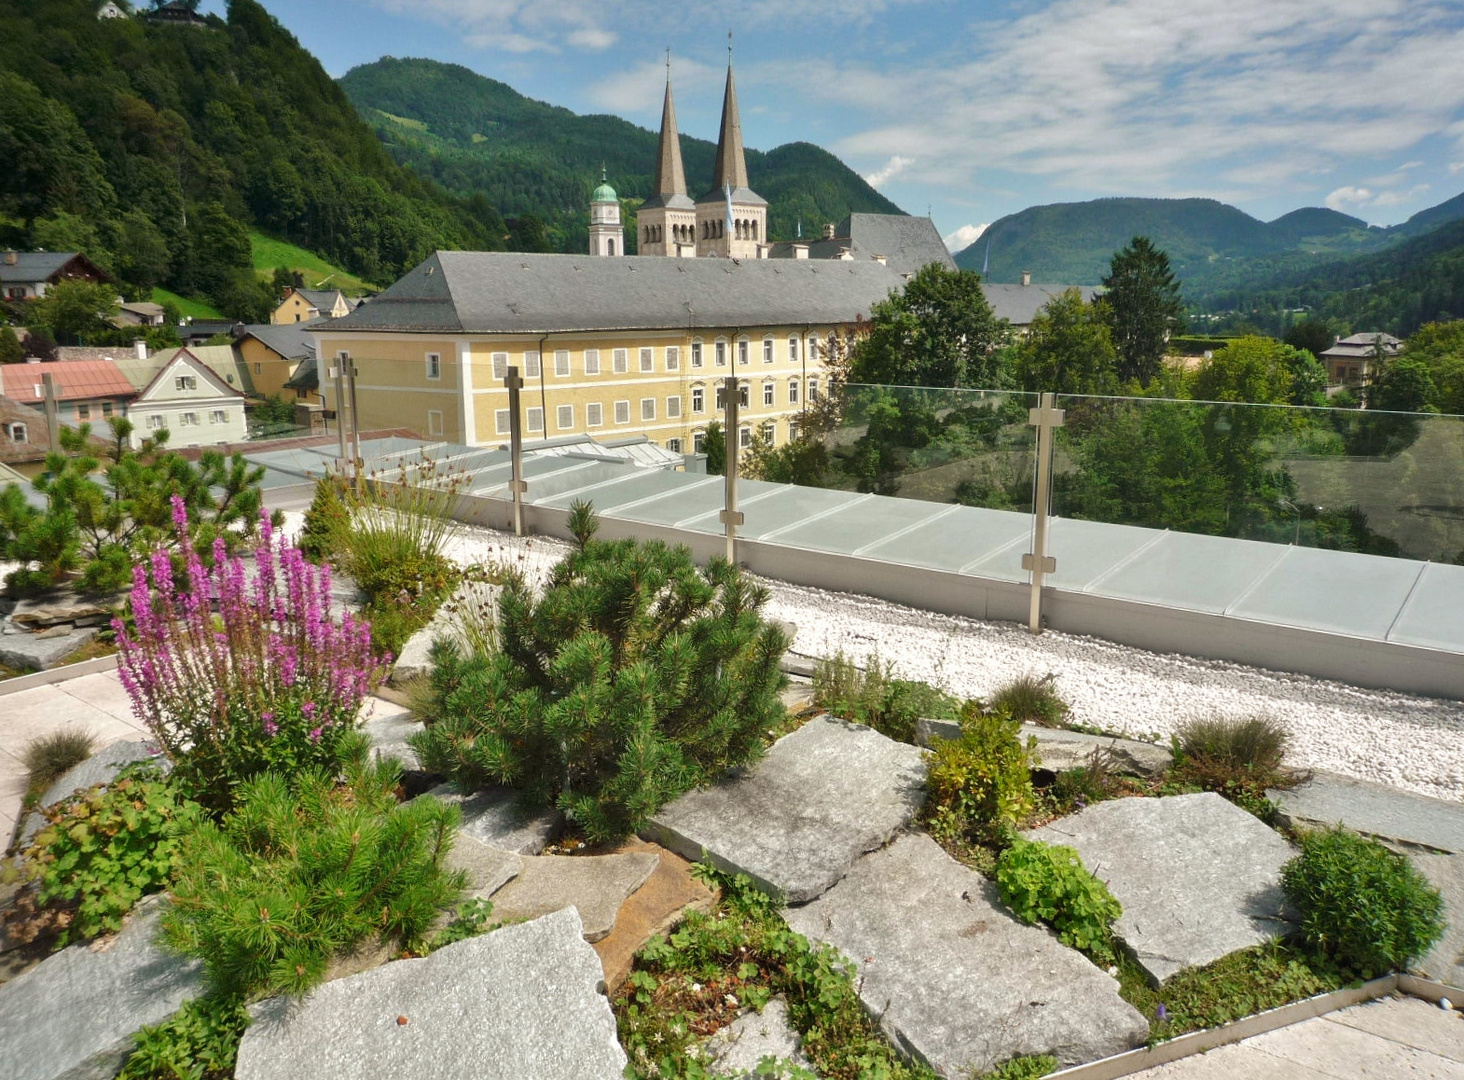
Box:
1027, 792, 1295, 985
783, 833, 1148, 1077
705, 997, 814, 1077
644, 715, 926, 903
0, 627, 97, 671
360, 703, 424, 770
390, 579, 501, 685
235, 908, 625, 1080
424, 783, 562, 855
487, 851, 660, 943
0, 899, 203, 1080
1409, 852, 1464, 989
914, 718, 1171, 778
447, 833, 523, 900
1270, 770, 1464, 854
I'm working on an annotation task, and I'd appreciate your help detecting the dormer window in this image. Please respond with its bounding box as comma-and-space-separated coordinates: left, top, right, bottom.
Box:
4, 422, 25, 443
175, 375, 197, 391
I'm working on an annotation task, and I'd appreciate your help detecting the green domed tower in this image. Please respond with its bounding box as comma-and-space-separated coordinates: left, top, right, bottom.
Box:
589, 166, 624, 257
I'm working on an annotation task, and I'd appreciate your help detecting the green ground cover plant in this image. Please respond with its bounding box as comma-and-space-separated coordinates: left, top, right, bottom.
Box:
1170, 716, 1298, 820
16, 764, 203, 947
1281, 827, 1445, 976
811, 652, 959, 744
615, 867, 936, 1080
923, 703, 1037, 847
995, 838, 1122, 963
411, 503, 788, 843
117, 994, 251, 1080
162, 760, 465, 999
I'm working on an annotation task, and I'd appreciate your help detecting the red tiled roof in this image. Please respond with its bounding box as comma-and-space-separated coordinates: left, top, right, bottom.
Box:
0, 360, 136, 404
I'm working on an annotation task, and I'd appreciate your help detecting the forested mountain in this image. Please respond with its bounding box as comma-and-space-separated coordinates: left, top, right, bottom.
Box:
952, 193, 1464, 299
0, 0, 507, 319
338, 57, 905, 255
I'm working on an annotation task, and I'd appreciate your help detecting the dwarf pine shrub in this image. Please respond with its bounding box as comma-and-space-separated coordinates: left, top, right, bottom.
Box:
410, 506, 788, 843
162, 761, 465, 999
115, 498, 389, 812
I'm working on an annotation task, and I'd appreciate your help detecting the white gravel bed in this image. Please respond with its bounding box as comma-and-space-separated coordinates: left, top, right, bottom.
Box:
287, 514, 1464, 804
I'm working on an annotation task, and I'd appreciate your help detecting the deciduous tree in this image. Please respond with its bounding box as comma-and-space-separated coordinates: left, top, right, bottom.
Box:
851, 263, 1007, 388
1011, 288, 1119, 395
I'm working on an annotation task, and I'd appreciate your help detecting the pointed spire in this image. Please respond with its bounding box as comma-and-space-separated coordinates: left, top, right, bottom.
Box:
652, 57, 688, 198
711, 46, 749, 192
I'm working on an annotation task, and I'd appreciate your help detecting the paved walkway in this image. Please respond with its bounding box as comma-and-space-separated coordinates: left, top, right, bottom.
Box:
1130, 995, 1464, 1079
0, 671, 149, 841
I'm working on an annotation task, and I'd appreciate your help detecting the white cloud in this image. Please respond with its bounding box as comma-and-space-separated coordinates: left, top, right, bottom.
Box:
943, 223, 988, 252
1372, 183, 1432, 207
1451, 162, 1464, 174
587, 55, 723, 114
864, 155, 913, 188
1325, 186, 1374, 211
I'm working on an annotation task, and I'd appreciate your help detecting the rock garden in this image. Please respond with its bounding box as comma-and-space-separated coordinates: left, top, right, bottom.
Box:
0, 479, 1460, 1080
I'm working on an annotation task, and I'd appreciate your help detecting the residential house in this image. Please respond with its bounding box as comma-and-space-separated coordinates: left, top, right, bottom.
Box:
236, 324, 318, 402
982, 273, 1101, 335
96, 2, 127, 19
1320, 333, 1402, 387
112, 301, 167, 327
115, 348, 247, 449
271, 288, 359, 325
181, 343, 255, 397
178, 319, 239, 345
0, 360, 136, 428
0, 394, 50, 466
145, 1, 208, 27
311, 250, 903, 452
0, 251, 110, 301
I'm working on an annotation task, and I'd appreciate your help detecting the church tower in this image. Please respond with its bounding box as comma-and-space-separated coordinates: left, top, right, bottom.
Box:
636, 59, 697, 257
588, 168, 624, 256
695, 49, 767, 259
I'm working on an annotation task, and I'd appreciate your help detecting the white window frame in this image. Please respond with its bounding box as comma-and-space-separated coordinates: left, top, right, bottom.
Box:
738, 337, 749, 366
5, 422, 26, 443
101, 402, 114, 418
692, 386, 704, 413
639, 347, 654, 373
147, 414, 166, 430
614, 399, 630, 424
179, 411, 199, 427
426, 352, 442, 380
738, 381, 750, 408
76, 404, 91, 420
667, 437, 682, 453
763, 382, 775, 406
586, 402, 604, 427
715, 339, 727, 366
524, 351, 541, 378
666, 395, 681, 418
526, 406, 544, 433
808, 335, 820, 363
557, 404, 574, 430
495, 409, 511, 435
612, 348, 628, 374
174, 375, 197, 391
554, 350, 571, 377
584, 349, 601, 375
789, 379, 800, 404
715, 384, 726, 410
809, 376, 819, 400
641, 397, 656, 421
210, 409, 228, 424
691, 339, 703, 368
789, 336, 799, 363
492, 352, 509, 380
666, 346, 680, 371
763, 336, 774, 364
739, 425, 752, 449
427, 409, 444, 436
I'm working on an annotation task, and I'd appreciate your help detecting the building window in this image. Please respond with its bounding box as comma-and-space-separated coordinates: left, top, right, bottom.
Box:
428, 409, 444, 436
426, 352, 442, 380
614, 400, 630, 424
789, 419, 801, 441
76, 404, 91, 420
492, 352, 509, 380
666, 346, 680, 371
789, 336, 799, 363
715, 339, 727, 366
763, 337, 774, 364
101, 402, 114, 418
762, 382, 774, 406
739, 426, 752, 449
585, 349, 601, 375
789, 379, 800, 404
495, 409, 511, 435
557, 404, 574, 430
527, 406, 543, 433
613, 348, 628, 374
210, 409, 228, 424
586, 402, 603, 427
667, 395, 681, 418
808, 335, 820, 363
739, 382, 750, 408
255, 362, 263, 375
738, 338, 749, 365
691, 340, 703, 368
715, 384, 726, 410
667, 437, 683, 453
147, 414, 166, 430
641, 397, 656, 421
693, 431, 706, 453
524, 351, 541, 378
180, 412, 199, 427
639, 347, 654, 373
554, 350, 571, 377
175, 375, 197, 391
5, 422, 26, 443
808, 377, 819, 400
692, 386, 704, 413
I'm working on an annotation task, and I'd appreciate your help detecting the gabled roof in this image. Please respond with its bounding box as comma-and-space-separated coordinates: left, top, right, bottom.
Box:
0, 360, 135, 404
981, 283, 1100, 326
0, 393, 50, 464
318, 251, 904, 336
241, 322, 316, 361
0, 251, 110, 286
283, 355, 318, 392
1320, 333, 1402, 361
133, 348, 246, 402
296, 288, 346, 310
769, 214, 956, 275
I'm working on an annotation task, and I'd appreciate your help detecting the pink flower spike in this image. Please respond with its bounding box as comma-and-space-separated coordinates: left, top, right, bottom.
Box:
170, 494, 189, 533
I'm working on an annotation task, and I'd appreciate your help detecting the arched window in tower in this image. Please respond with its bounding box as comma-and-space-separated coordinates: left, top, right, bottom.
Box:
608, 238, 616, 256
752, 220, 759, 240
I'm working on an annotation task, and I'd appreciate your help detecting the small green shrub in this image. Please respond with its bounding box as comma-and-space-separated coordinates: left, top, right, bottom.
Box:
22, 728, 97, 796
812, 652, 958, 745
161, 761, 465, 999
996, 838, 1122, 963
1281, 827, 1444, 975
924, 704, 1036, 844
411, 511, 789, 843
1171, 716, 1295, 819
20, 764, 203, 946
1047, 747, 1124, 814
987, 673, 1069, 728
333, 460, 463, 604
297, 475, 349, 564
117, 995, 251, 1080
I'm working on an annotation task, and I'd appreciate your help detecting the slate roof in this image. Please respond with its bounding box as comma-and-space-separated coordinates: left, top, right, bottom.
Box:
284, 355, 319, 392
769, 214, 956, 275
0, 251, 108, 286
320, 251, 904, 335
1321, 333, 1402, 361
0, 360, 135, 404
981, 283, 1100, 326
0, 394, 49, 464
297, 288, 345, 310
242, 323, 316, 361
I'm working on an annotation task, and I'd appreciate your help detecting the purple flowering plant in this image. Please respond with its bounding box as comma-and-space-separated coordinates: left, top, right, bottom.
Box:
115, 496, 390, 810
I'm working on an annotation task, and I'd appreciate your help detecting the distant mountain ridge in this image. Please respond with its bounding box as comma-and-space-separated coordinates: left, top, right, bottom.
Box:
338, 57, 906, 255
953, 193, 1464, 295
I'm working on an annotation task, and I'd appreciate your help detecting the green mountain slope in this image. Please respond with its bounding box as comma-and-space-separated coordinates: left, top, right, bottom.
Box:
0, 0, 498, 319
339, 57, 905, 254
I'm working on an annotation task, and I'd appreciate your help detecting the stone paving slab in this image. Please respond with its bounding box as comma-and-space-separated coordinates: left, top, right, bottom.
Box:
783, 833, 1149, 1077
0, 899, 203, 1080
446, 833, 523, 900
645, 716, 927, 903
1328, 994, 1464, 1063
389, 579, 501, 685
1026, 792, 1295, 985
360, 700, 424, 770
705, 998, 814, 1077
1243, 1003, 1460, 1079
1409, 853, 1464, 989
1270, 770, 1464, 855
593, 839, 715, 991
424, 784, 562, 855
486, 850, 660, 943
235, 908, 626, 1080
0, 627, 97, 671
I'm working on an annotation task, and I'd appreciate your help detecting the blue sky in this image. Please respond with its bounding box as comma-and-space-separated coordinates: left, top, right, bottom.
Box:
205, 0, 1464, 253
